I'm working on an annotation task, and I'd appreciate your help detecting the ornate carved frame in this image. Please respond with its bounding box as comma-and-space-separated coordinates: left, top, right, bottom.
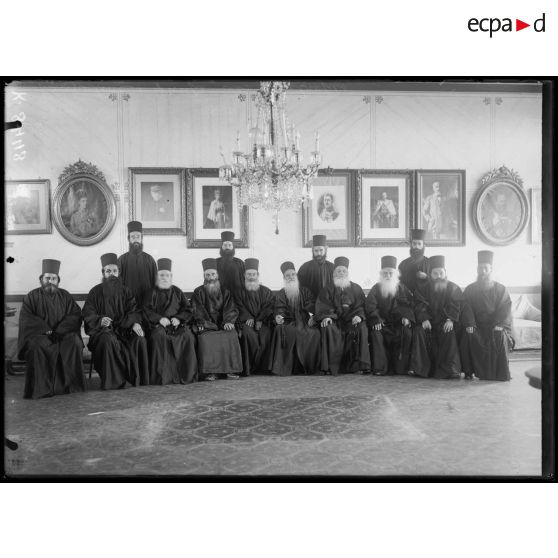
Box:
472, 166, 530, 246
53, 160, 117, 246
186, 168, 249, 248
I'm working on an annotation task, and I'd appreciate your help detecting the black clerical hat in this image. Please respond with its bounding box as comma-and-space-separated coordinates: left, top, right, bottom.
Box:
334, 256, 349, 269
221, 231, 235, 242
157, 258, 172, 271
280, 261, 296, 275
245, 258, 259, 271
429, 255, 445, 269
202, 258, 217, 271
312, 234, 327, 247
381, 255, 397, 269
127, 221, 142, 233
478, 251, 494, 264
101, 253, 118, 268
410, 229, 426, 241
42, 259, 60, 275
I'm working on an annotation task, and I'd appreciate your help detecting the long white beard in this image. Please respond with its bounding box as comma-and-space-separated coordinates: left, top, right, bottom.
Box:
333, 276, 351, 290
204, 279, 221, 295
157, 281, 172, 290
284, 278, 300, 305
245, 279, 260, 292
379, 277, 399, 298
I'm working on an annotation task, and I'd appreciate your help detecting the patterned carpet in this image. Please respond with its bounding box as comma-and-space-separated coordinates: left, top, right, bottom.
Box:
4, 360, 541, 476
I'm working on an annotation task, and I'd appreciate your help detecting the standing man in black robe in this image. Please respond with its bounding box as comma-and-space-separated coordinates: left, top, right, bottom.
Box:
398, 229, 430, 294
366, 256, 415, 376
192, 258, 243, 381
298, 234, 335, 299
143, 258, 198, 385
270, 261, 321, 376
216, 230, 245, 298
117, 221, 158, 304
460, 251, 514, 381
410, 255, 462, 379
83, 253, 149, 389
315, 257, 371, 375
18, 259, 86, 399
235, 258, 275, 375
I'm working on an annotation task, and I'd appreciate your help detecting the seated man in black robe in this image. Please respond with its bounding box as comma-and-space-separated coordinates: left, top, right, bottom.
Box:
410, 255, 462, 379
216, 231, 245, 298
191, 258, 243, 381
235, 258, 274, 375
398, 228, 430, 294
143, 258, 198, 385
366, 255, 414, 376
298, 234, 335, 299
82, 253, 149, 389
270, 261, 321, 376
18, 259, 85, 399
315, 256, 371, 375
460, 250, 514, 381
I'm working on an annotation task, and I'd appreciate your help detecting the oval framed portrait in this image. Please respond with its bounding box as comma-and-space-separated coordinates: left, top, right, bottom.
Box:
53, 162, 117, 246
472, 166, 529, 246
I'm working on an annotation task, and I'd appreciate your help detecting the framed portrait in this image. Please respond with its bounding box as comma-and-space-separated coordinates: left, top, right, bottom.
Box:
356, 170, 413, 246
415, 170, 465, 246
5, 179, 52, 234
186, 168, 249, 248
530, 188, 542, 244
302, 169, 355, 247
53, 161, 116, 246
472, 166, 529, 246
129, 167, 186, 235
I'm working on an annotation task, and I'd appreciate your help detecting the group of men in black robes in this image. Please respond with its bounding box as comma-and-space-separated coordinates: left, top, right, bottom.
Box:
18, 224, 514, 399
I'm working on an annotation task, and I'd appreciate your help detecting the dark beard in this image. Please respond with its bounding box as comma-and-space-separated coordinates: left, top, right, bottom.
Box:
129, 242, 143, 254
41, 283, 58, 295
477, 275, 494, 290
102, 276, 123, 297
313, 254, 326, 264
410, 247, 425, 259
219, 247, 235, 258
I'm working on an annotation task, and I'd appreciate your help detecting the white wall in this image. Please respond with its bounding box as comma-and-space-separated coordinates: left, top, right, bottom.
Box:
5, 85, 542, 294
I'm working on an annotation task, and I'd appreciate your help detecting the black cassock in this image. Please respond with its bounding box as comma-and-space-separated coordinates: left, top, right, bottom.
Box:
315, 282, 371, 374
191, 286, 242, 376
365, 283, 415, 375
270, 287, 321, 376
460, 281, 514, 381
143, 286, 198, 385
117, 250, 158, 305
298, 259, 335, 299
235, 285, 275, 375
18, 287, 85, 399
398, 255, 430, 294
412, 281, 463, 378
216, 256, 245, 297
83, 283, 149, 389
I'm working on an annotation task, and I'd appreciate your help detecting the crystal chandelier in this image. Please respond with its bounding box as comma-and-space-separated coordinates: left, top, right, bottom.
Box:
219, 81, 322, 233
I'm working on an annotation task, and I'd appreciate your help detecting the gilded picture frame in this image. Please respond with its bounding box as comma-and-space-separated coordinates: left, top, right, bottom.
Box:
52, 160, 117, 246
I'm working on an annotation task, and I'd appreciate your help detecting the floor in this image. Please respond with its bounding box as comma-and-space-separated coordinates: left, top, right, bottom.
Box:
4, 360, 541, 477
